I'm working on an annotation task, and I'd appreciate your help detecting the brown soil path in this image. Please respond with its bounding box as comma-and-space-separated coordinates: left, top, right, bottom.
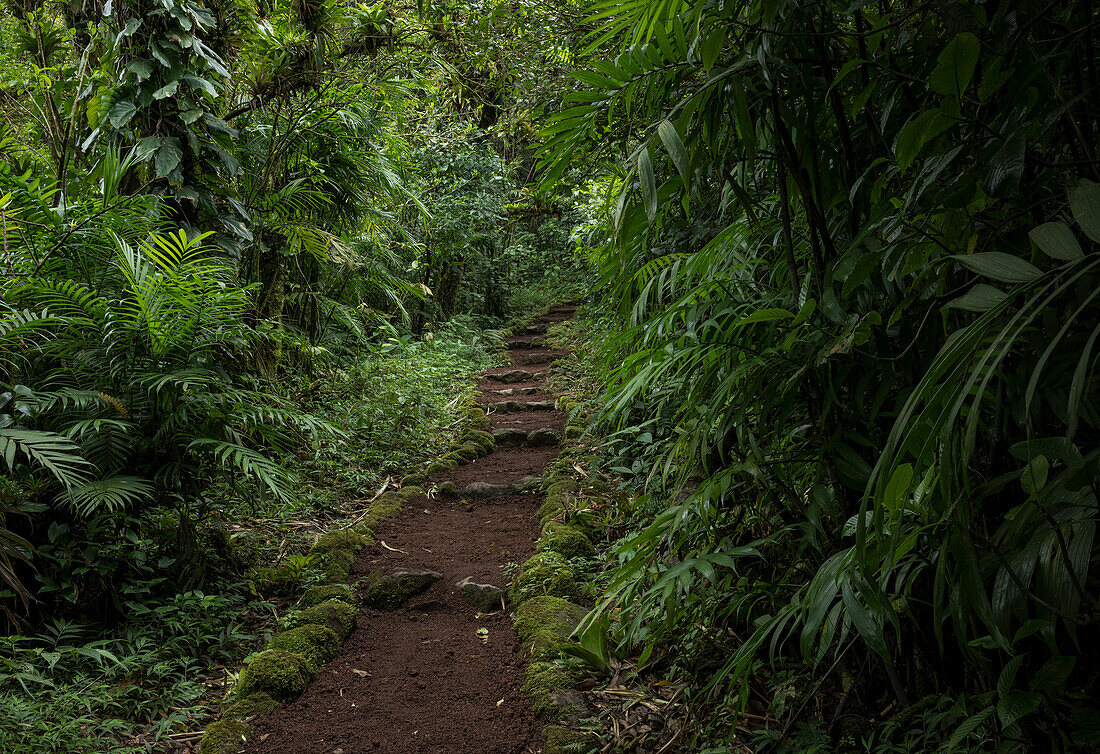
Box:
244, 306, 576, 754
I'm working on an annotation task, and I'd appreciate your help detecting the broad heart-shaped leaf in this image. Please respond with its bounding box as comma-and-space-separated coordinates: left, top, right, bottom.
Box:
930, 32, 980, 98
944, 284, 1007, 312
154, 138, 183, 178
1069, 178, 1100, 242
1029, 222, 1083, 260
153, 80, 179, 100
638, 147, 657, 222
127, 58, 154, 82
953, 252, 1041, 284
106, 100, 138, 128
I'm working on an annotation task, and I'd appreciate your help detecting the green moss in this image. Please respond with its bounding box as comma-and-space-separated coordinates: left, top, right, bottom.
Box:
398, 485, 427, 499
536, 498, 565, 526
545, 479, 578, 504
425, 456, 460, 474
358, 495, 403, 531
513, 595, 586, 644
317, 547, 356, 583
509, 551, 580, 604
310, 529, 370, 556
542, 725, 597, 754
289, 599, 357, 640
297, 583, 356, 609
453, 442, 484, 460
269, 624, 340, 671
403, 472, 428, 487
221, 691, 279, 722
459, 429, 494, 451
522, 662, 573, 718
236, 650, 313, 701
200, 719, 252, 753
563, 425, 584, 441
538, 522, 595, 559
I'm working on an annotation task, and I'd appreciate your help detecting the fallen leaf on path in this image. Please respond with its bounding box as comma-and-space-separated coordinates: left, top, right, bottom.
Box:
476, 627, 489, 643
379, 540, 406, 554
496, 698, 505, 706
351, 669, 371, 677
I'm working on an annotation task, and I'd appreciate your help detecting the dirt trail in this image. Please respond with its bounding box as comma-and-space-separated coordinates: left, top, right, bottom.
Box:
244, 306, 576, 754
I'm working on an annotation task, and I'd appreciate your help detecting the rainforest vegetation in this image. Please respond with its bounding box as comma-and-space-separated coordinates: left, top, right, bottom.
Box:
1, 0, 1098, 751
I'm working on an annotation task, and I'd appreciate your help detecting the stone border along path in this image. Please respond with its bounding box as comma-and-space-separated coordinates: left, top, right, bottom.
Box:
210, 305, 593, 754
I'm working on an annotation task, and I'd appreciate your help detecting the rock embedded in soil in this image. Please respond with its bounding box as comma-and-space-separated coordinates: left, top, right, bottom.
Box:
526, 400, 556, 411
509, 551, 580, 604
493, 428, 528, 446
288, 599, 357, 640
235, 649, 314, 701
464, 481, 514, 498
269, 624, 340, 672
457, 577, 506, 611
487, 400, 524, 413
538, 522, 595, 559
362, 569, 443, 610
297, 583, 356, 609
508, 339, 534, 349
513, 475, 542, 492
527, 428, 562, 447
435, 480, 460, 496
222, 692, 281, 722
488, 369, 537, 383
200, 719, 253, 754
517, 386, 541, 395
525, 323, 548, 334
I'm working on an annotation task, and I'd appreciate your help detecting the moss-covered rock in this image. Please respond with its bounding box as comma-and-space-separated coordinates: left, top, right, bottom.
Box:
436, 480, 460, 496
236, 650, 313, 701
465, 406, 489, 427
513, 595, 587, 645
459, 429, 494, 451
200, 719, 252, 753
397, 485, 427, 499
509, 551, 580, 604
452, 442, 483, 461
269, 624, 340, 671
221, 691, 279, 722
362, 569, 443, 609
522, 662, 574, 719
297, 583, 356, 609
542, 725, 597, 754
289, 599, 357, 640
425, 456, 460, 475
358, 494, 403, 531
317, 547, 356, 584
536, 498, 566, 526
310, 529, 370, 556
538, 522, 595, 559
545, 479, 578, 504
403, 472, 428, 487
563, 424, 585, 441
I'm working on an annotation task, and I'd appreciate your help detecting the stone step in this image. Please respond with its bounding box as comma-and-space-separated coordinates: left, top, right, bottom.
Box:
507, 337, 545, 349
485, 400, 557, 413
520, 353, 555, 365
524, 324, 549, 334
492, 427, 562, 447
486, 387, 542, 396
486, 369, 540, 384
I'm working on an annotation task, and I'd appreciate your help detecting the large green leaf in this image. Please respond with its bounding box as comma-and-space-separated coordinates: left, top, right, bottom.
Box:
930, 33, 980, 98
1069, 179, 1100, 243
953, 252, 1041, 283
1030, 222, 1083, 260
